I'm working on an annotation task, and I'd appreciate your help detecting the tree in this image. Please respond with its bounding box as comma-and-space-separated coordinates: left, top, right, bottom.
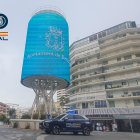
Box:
8, 108, 16, 119
32, 113, 39, 119
0, 114, 6, 121
21, 114, 31, 119
59, 96, 69, 107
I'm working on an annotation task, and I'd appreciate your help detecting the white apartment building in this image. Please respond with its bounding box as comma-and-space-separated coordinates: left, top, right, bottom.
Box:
56, 89, 68, 102
16, 107, 30, 119
67, 21, 140, 110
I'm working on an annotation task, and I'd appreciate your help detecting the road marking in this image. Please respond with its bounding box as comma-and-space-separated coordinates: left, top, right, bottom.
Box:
36, 135, 48, 140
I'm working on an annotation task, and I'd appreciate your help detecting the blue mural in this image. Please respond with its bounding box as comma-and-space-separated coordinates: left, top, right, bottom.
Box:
21, 11, 70, 87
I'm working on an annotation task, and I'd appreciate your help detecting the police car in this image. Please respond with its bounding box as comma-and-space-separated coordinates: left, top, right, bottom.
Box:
39, 114, 93, 136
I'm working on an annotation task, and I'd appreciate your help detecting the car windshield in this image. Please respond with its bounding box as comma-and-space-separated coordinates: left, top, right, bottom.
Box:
54, 114, 66, 120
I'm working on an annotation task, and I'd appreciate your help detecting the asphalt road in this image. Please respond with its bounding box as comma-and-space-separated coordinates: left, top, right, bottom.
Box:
40, 131, 140, 140
0, 126, 140, 140
0, 126, 39, 140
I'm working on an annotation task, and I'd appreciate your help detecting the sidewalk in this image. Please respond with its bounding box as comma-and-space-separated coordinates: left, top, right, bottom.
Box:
0, 124, 12, 128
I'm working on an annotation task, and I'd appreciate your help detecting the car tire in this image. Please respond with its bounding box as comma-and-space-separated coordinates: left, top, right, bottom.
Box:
83, 127, 90, 136
52, 125, 60, 135
73, 132, 78, 135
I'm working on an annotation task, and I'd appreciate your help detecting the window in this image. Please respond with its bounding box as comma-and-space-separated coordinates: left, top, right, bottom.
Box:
63, 115, 74, 120
105, 84, 112, 89
102, 31, 106, 37
95, 100, 107, 108
107, 94, 113, 98
55, 114, 66, 120
89, 36, 94, 42
117, 57, 121, 61
93, 34, 97, 40
78, 60, 84, 64
82, 103, 88, 109
73, 115, 85, 120
134, 100, 140, 106
136, 54, 140, 57
89, 34, 97, 42
133, 92, 140, 96
109, 101, 115, 107
98, 32, 102, 38
131, 22, 136, 28
124, 55, 131, 60
103, 61, 108, 65
122, 81, 127, 86
124, 92, 128, 95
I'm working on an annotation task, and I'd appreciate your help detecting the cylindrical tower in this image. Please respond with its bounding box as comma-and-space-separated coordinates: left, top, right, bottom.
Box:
21, 10, 70, 118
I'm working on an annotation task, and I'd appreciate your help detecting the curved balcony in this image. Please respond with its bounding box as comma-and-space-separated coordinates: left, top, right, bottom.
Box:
106, 84, 140, 92
71, 46, 140, 73
71, 76, 140, 92
71, 65, 140, 84
68, 90, 106, 98
70, 32, 140, 62
68, 66, 140, 93
107, 95, 140, 100
71, 58, 140, 78
100, 33, 140, 54
67, 98, 95, 105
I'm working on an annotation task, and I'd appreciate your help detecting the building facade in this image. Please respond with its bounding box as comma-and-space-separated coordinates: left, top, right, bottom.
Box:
0, 102, 9, 116
57, 89, 68, 102
67, 21, 140, 110
16, 107, 30, 119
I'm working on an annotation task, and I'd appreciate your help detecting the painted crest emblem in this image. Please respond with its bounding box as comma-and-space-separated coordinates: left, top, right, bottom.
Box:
45, 26, 64, 52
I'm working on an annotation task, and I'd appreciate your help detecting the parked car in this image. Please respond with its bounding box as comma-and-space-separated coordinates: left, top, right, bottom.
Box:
39, 113, 93, 136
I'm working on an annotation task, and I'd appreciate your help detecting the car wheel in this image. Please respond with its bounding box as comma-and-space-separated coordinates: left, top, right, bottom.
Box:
45, 130, 50, 134
83, 127, 90, 136
52, 125, 60, 135
73, 132, 78, 135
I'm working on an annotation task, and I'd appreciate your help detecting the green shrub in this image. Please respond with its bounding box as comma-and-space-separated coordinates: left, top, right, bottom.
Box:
13, 122, 18, 128
21, 114, 31, 119
40, 114, 46, 120
0, 114, 6, 121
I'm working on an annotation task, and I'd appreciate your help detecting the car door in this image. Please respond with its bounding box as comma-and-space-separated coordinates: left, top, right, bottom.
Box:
61, 115, 75, 131
73, 115, 86, 131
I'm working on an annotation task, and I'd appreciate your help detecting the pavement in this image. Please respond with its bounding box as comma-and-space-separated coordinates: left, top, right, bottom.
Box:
41, 131, 140, 140
0, 125, 140, 140
0, 125, 40, 140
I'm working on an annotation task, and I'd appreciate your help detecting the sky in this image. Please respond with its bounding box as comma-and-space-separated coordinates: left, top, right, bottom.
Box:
0, 0, 140, 108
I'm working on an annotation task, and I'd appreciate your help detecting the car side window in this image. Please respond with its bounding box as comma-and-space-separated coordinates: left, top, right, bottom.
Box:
73, 115, 85, 120
63, 115, 74, 120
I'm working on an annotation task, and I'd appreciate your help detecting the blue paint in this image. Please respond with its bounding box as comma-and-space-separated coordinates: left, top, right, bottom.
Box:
21, 11, 70, 85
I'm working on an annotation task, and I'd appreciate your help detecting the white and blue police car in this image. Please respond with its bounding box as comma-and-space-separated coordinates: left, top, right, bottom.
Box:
39, 113, 93, 136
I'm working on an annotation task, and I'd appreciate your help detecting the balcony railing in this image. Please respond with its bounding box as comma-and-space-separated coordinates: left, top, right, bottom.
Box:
106, 84, 140, 92
72, 57, 140, 77
71, 47, 140, 73
107, 94, 140, 100
71, 65, 140, 83
99, 33, 140, 50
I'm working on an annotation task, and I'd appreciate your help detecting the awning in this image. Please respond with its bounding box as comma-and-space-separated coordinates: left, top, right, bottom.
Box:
114, 114, 140, 120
